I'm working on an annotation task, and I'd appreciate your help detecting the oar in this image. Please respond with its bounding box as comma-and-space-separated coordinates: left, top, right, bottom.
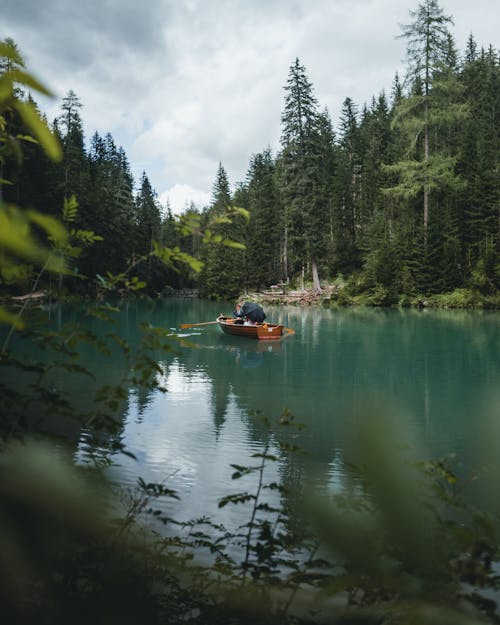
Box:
180, 320, 219, 329
283, 327, 295, 337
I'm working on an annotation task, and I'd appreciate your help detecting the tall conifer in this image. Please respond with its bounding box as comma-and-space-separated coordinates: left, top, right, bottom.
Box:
279, 58, 327, 289
391, 0, 457, 235
199, 164, 245, 300
245, 149, 282, 290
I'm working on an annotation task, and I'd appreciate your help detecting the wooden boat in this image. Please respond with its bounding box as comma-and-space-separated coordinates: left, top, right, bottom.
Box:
217, 316, 284, 340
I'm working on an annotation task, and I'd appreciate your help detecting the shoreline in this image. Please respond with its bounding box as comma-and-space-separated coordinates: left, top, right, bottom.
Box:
2, 285, 499, 310
241, 285, 500, 310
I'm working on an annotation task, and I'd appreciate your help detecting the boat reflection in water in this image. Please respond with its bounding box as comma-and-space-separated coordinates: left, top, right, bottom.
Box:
218, 333, 283, 368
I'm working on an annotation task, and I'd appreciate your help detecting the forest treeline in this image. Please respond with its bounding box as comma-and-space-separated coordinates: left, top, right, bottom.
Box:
1, 0, 499, 305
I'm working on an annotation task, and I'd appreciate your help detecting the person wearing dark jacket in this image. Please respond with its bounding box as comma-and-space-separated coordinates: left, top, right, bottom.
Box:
233, 303, 244, 324
233, 302, 266, 324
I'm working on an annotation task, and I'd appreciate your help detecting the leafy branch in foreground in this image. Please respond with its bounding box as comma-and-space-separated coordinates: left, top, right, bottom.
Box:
92, 204, 247, 297
4, 405, 500, 625
0, 40, 64, 281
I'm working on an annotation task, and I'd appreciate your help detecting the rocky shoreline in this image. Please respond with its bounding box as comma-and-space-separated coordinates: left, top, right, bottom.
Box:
245, 285, 340, 307
241, 284, 500, 310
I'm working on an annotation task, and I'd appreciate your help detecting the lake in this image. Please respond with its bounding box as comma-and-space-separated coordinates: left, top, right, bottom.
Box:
8, 299, 500, 535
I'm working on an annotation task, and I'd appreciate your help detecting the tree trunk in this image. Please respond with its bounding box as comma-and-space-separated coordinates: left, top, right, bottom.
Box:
312, 260, 321, 292
423, 63, 430, 241
423, 107, 429, 239
283, 223, 288, 282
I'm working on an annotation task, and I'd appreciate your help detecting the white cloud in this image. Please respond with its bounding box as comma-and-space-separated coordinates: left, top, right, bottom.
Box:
160, 184, 210, 215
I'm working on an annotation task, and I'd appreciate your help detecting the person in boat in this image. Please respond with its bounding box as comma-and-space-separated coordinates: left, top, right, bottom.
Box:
233, 302, 266, 325
233, 303, 245, 324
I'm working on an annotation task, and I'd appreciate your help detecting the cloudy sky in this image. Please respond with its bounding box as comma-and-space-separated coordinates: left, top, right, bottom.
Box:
2, 0, 498, 214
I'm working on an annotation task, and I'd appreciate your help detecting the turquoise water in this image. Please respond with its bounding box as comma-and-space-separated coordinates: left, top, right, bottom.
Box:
7, 299, 500, 532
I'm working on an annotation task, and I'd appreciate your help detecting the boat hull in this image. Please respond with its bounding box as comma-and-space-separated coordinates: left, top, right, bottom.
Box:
217, 316, 284, 340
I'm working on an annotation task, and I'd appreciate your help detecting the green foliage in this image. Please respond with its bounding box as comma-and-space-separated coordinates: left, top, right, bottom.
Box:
425, 288, 500, 309
243, 149, 283, 290
0, 41, 66, 306
0, 39, 62, 164
398, 0, 454, 91
14, 99, 62, 161
0, 204, 65, 267
198, 164, 248, 300
4, 398, 500, 625
305, 408, 500, 624
383, 154, 465, 199
279, 58, 334, 286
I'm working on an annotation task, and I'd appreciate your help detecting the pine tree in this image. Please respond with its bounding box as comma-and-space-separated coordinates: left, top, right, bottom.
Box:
279, 58, 328, 289
245, 148, 282, 290
58, 90, 87, 203
80, 131, 136, 279
199, 164, 245, 300
383, 1, 468, 292
332, 97, 361, 274
391, 0, 458, 234
458, 45, 500, 287
135, 172, 163, 288
315, 109, 336, 279
358, 93, 392, 246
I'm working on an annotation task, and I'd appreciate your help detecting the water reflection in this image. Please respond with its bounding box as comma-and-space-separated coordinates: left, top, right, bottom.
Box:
131, 304, 498, 531
5, 300, 500, 534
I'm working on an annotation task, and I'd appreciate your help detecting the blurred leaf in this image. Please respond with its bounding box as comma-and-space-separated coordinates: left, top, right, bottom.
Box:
0, 306, 24, 329
1, 133, 24, 167
28, 209, 67, 245
0, 81, 11, 102
211, 216, 232, 225
16, 134, 39, 144
0, 204, 46, 260
62, 195, 79, 223
229, 205, 250, 221
71, 229, 103, 243
0, 41, 24, 67
13, 100, 62, 161
223, 239, 246, 250
4, 69, 54, 97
